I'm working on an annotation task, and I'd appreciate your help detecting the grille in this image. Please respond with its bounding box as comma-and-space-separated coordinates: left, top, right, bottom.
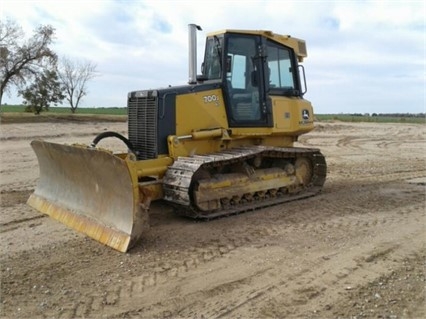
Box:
128, 94, 158, 160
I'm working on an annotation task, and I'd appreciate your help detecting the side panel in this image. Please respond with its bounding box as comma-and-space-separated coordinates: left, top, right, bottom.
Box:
175, 88, 229, 135
166, 88, 229, 157
128, 83, 222, 159
271, 96, 314, 135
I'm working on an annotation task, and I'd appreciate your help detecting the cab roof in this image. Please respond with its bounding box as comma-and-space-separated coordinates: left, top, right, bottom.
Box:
206, 29, 307, 62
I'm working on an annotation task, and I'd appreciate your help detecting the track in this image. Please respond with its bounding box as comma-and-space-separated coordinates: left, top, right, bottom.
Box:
1, 121, 425, 319
163, 146, 326, 218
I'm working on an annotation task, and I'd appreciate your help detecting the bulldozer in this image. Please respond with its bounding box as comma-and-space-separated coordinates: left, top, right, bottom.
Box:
28, 24, 327, 252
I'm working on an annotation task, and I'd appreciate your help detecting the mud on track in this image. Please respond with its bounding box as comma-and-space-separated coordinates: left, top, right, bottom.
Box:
1, 121, 425, 318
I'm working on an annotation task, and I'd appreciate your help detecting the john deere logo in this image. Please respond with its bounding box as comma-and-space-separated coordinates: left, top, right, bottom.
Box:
299, 109, 313, 125
302, 109, 310, 120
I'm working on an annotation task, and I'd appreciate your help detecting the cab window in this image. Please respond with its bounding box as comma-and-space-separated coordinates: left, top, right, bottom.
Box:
266, 41, 296, 93
204, 36, 223, 80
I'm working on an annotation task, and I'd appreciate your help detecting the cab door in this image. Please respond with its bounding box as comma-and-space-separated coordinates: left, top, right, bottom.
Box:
224, 35, 271, 127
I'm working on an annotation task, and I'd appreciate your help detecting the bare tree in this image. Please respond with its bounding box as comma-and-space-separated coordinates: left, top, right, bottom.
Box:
0, 19, 57, 106
58, 57, 97, 113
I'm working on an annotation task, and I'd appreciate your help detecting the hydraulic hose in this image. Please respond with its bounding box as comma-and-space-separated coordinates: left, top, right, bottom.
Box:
90, 131, 134, 151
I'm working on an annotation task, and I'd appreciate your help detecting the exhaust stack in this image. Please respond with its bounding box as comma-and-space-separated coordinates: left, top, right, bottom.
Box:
188, 24, 202, 84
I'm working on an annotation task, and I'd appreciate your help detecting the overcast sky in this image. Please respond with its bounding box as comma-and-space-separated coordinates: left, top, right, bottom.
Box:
2, 0, 425, 114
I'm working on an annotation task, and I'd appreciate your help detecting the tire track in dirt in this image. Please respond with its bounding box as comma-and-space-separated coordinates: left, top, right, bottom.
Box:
32, 178, 425, 319
0, 189, 33, 206
113, 203, 424, 319
195, 204, 424, 318
320, 251, 425, 318
305, 123, 419, 153
0, 182, 38, 194
335, 135, 410, 152
262, 178, 424, 232
0, 190, 46, 232
39, 236, 253, 318
0, 214, 45, 232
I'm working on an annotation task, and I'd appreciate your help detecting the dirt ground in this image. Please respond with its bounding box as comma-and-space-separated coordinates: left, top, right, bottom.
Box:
1, 120, 425, 319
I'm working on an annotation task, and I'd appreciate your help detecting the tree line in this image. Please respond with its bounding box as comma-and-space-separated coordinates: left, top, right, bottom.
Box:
348, 113, 425, 118
0, 19, 97, 114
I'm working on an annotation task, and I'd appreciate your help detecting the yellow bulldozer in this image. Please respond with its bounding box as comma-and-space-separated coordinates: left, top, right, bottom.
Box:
28, 24, 327, 252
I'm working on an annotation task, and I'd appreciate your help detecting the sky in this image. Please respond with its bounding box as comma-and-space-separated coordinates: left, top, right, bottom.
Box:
1, 0, 425, 114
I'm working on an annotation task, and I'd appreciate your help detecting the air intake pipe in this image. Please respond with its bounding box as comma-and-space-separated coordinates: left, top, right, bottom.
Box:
188, 24, 202, 84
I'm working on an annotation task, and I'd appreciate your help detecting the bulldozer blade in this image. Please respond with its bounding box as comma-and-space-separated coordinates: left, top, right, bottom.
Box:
27, 140, 148, 252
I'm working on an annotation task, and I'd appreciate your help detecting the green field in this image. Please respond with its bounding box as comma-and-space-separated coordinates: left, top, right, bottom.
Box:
0, 105, 127, 123
1, 105, 424, 124
0, 105, 127, 115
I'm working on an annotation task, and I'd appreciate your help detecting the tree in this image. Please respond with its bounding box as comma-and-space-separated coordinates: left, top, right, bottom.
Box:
0, 19, 57, 106
18, 69, 65, 114
58, 57, 97, 113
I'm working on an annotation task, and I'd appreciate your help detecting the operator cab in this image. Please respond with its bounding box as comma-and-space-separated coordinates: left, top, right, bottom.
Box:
200, 31, 306, 128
